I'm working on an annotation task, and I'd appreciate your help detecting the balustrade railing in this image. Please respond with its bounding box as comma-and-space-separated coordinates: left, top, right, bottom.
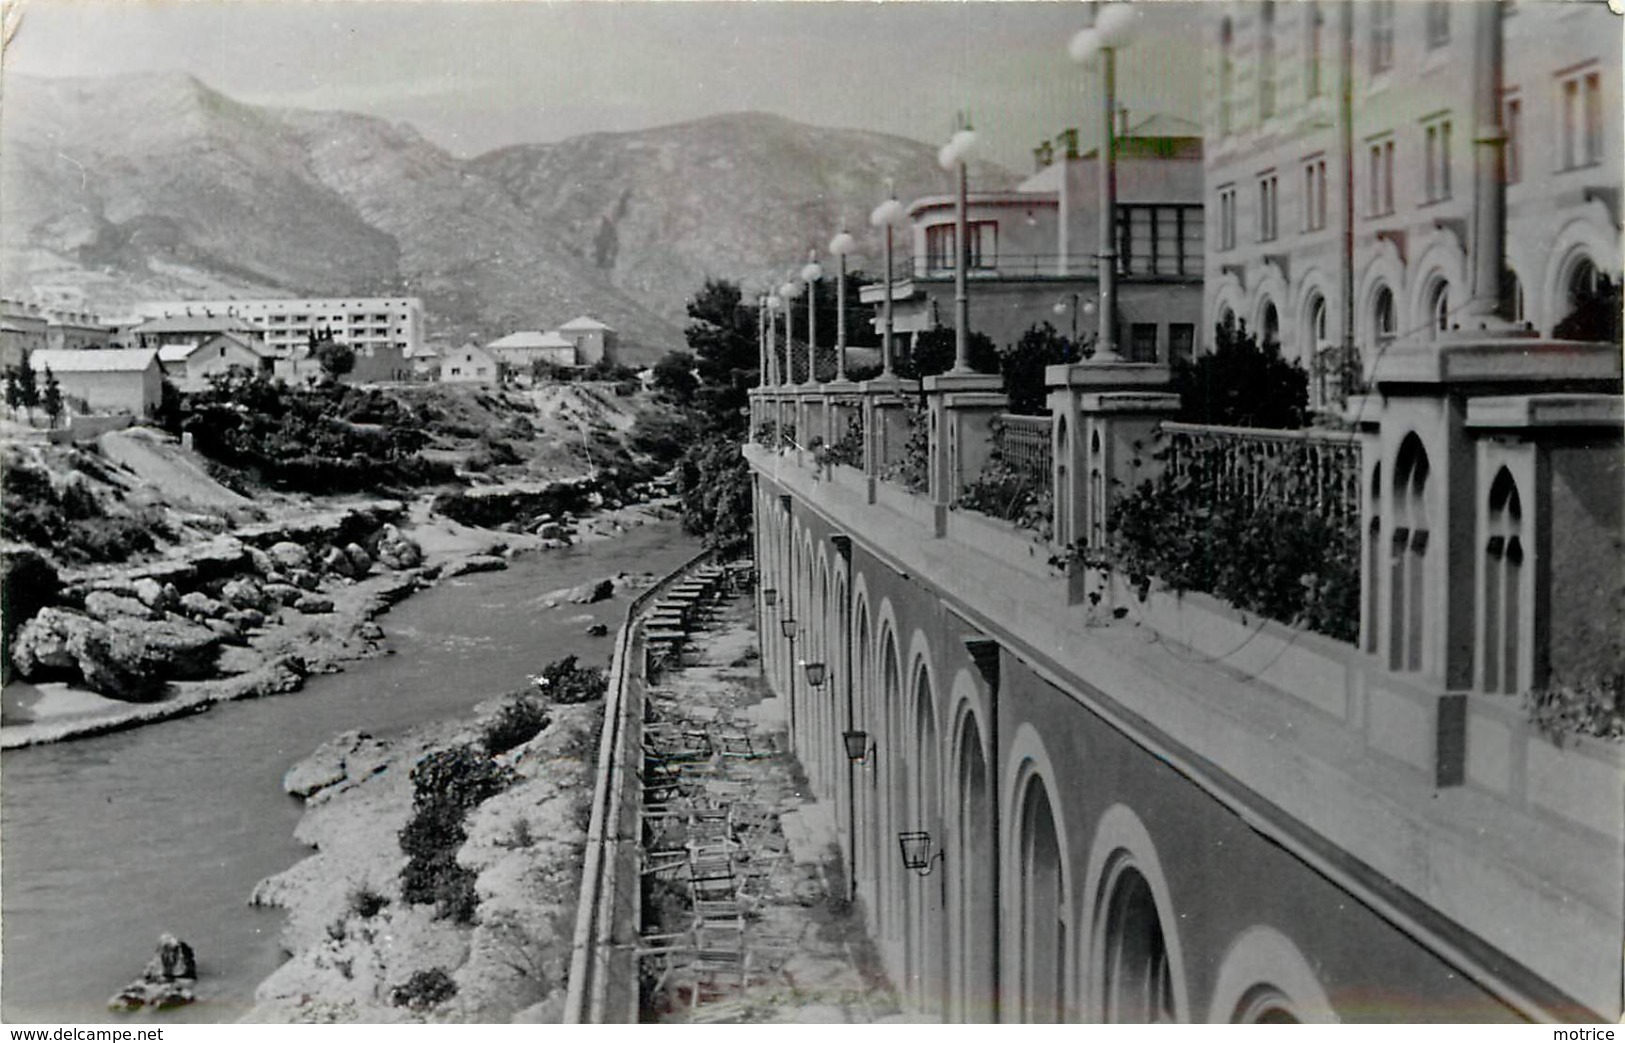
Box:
1160, 421, 1361, 531
956, 414, 1054, 539
996, 413, 1052, 483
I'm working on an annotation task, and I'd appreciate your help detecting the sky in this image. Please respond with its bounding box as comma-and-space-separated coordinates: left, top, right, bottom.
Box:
1, 0, 1209, 172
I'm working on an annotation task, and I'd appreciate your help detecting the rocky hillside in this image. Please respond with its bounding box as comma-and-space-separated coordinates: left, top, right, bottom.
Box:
1, 72, 1013, 361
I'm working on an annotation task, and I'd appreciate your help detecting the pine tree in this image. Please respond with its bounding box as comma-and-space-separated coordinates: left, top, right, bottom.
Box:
4, 365, 20, 419
16, 355, 39, 425
42, 368, 64, 429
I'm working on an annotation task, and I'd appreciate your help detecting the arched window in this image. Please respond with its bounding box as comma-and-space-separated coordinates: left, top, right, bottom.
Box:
1372, 285, 1397, 345
1017, 777, 1066, 1022
1219, 18, 1235, 135
1427, 279, 1450, 339
1236, 985, 1302, 1024
1306, 293, 1332, 406
1500, 268, 1526, 325
1101, 863, 1174, 1023
1482, 469, 1525, 694
1568, 256, 1600, 309
1390, 436, 1430, 673
1260, 300, 1280, 351
952, 715, 993, 1022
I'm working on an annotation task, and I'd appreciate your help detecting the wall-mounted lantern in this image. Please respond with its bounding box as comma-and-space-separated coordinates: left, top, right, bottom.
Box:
843, 729, 873, 764
803, 661, 827, 688
762, 587, 778, 607
897, 831, 944, 876
780, 618, 798, 639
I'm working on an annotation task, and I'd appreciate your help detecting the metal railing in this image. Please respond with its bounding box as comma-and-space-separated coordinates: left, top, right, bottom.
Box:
563, 546, 718, 1024
996, 413, 1052, 482
1160, 421, 1361, 531
910, 253, 1102, 280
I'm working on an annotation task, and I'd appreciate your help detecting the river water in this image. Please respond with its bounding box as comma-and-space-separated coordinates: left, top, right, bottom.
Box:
0, 522, 697, 1024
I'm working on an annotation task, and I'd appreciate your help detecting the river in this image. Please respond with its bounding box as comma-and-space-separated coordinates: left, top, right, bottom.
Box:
0, 522, 698, 1024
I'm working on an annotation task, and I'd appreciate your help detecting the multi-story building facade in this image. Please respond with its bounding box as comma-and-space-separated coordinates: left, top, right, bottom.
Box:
0, 298, 49, 370
865, 116, 1205, 362
136, 296, 424, 373
1204, 1, 1620, 406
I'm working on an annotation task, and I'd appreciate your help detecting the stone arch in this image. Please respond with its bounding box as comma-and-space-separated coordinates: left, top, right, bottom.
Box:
1002, 723, 1075, 1023
1541, 215, 1620, 335
1206, 925, 1338, 1023
1405, 231, 1468, 338
905, 649, 946, 1016
851, 585, 878, 914
1354, 242, 1405, 354
1482, 467, 1526, 695
1389, 433, 1432, 673
1208, 276, 1245, 350
1082, 804, 1190, 1023
875, 615, 905, 964
947, 687, 995, 1022
1248, 262, 1290, 349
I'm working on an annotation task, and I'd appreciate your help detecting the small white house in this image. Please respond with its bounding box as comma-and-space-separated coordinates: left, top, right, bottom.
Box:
555, 315, 618, 367
487, 330, 578, 372
157, 333, 268, 391
30, 349, 162, 415
439, 343, 501, 385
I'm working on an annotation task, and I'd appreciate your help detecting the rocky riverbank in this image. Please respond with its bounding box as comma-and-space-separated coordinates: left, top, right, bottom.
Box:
1, 479, 681, 749
244, 688, 602, 1022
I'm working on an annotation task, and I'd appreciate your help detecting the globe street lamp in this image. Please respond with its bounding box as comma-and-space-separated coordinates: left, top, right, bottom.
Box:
1069, 2, 1138, 362
779, 280, 801, 385
829, 229, 856, 382
801, 251, 823, 386
939, 114, 979, 373
1053, 292, 1099, 348
870, 185, 908, 378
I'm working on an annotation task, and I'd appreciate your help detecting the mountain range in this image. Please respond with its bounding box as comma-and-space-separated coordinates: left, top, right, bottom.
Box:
0, 72, 1015, 362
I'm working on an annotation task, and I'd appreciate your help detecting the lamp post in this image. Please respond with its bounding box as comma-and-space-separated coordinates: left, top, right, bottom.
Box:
1053, 293, 1099, 349
870, 185, 908, 378
781, 617, 799, 742
766, 293, 784, 386
1069, 3, 1138, 362
939, 114, 979, 373
829, 229, 856, 382
779, 280, 801, 385
802, 251, 823, 386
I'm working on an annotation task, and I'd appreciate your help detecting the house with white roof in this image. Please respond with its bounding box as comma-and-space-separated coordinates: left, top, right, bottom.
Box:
157, 333, 269, 391
487, 330, 578, 372
29, 349, 162, 415
555, 315, 618, 367
439, 343, 501, 385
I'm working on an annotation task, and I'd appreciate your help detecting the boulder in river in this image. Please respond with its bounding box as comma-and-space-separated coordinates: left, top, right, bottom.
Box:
131, 577, 177, 613
318, 545, 355, 579
566, 578, 615, 604
293, 594, 335, 614
373, 524, 423, 570
263, 582, 302, 607
178, 591, 226, 621
441, 554, 507, 578
109, 933, 196, 1012
344, 542, 373, 576
221, 577, 269, 613
289, 568, 321, 592
586, 623, 610, 637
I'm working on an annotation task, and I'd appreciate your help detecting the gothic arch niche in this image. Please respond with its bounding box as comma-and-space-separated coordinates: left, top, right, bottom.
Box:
1014, 771, 1067, 1023
1097, 859, 1174, 1023
1365, 461, 1383, 654
854, 596, 877, 916
879, 625, 904, 962
1055, 415, 1070, 543
1206, 925, 1338, 1023
1258, 298, 1281, 351
1482, 468, 1525, 694
1425, 276, 1451, 339
948, 698, 993, 1022
1390, 435, 1431, 673
906, 657, 945, 1017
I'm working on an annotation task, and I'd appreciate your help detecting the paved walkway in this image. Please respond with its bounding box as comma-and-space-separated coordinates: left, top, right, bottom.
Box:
636, 590, 900, 1024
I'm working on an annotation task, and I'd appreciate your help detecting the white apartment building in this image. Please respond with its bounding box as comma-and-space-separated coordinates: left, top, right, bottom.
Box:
136, 296, 425, 362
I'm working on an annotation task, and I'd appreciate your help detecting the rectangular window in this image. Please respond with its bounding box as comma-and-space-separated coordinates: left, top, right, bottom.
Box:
1424, 120, 1451, 202
1367, 140, 1396, 216
1371, 1, 1395, 74
1258, 172, 1279, 242
1426, 2, 1449, 48
1129, 324, 1158, 363
1562, 76, 1579, 169
1218, 185, 1237, 250
1259, 1, 1276, 120
1169, 323, 1196, 365
1584, 72, 1603, 166
1303, 157, 1328, 231
1505, 96, 1522, 184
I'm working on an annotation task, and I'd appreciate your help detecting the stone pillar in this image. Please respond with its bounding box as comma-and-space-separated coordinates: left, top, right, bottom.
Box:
1046, 360, 1177, 585
861, 374, 920, 498
923, 371, 1006, 507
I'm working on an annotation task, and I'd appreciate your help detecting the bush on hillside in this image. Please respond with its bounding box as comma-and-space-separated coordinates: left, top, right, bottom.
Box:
398, 744, 513, 923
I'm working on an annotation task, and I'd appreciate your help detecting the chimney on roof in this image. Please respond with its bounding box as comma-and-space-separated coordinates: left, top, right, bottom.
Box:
1058, 128, 1079, 160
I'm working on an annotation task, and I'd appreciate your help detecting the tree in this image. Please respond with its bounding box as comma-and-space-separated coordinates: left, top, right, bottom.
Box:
313, 331, 356, 382
41, 368, 63, 429
894, 327, 998, 381
683, 278, 759, 436
1553, 274, 1623, 345
999, 322, 1080, 416
650, 350, 698, 407
1173, 315, 1308, 429
4, 366, 20, 419
155, 378, 185, 434
676, 432, 753, 554
16, 355, 39, 425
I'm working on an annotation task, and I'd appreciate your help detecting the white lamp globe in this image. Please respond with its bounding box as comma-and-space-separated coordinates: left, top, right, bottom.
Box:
950, 128, 978, 158
767, 295, 782, 309
870, 199, 907, 228
1054, 300, 1069, 315
1068, 27, 1101, 65
829, 231, 856, 256
1083, 299, 1098, 315
802, 260, 823, 282
779, 281, 800, 300
1096, 3, 1138, 47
